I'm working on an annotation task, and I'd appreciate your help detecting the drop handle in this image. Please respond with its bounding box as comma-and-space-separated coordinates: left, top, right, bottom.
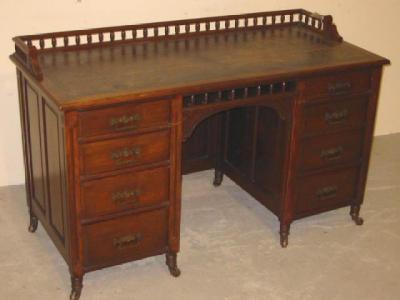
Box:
111, 189, 141, 206
320, 146, 344, 161
110, 146, 142, 166
113, 233, 143, 249
324, 109, 349, 125
316, 186, 338, 200
328, 82, 352, 95
109, 113, 141, 131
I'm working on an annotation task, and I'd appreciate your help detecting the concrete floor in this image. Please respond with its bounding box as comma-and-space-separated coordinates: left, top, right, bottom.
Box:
1, 133, 399, 300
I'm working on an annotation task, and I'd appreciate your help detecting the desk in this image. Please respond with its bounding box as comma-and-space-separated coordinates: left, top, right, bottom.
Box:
10, 9, 389, 300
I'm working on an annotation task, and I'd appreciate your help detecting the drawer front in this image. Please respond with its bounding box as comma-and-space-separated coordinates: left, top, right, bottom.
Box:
295, 168, 359, 215
81, 130, 170, 176
304, 70, 370, 99
82, 167, 169, 218
83, 209, 168, 268
301, 98, 368, 135
298, 130, 363, 172
79, 100, 170, 137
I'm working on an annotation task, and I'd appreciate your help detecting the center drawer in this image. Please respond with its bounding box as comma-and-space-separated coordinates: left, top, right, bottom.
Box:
83, 209, 168, 268
80, 130, 170, 176
81, 166, 170, 219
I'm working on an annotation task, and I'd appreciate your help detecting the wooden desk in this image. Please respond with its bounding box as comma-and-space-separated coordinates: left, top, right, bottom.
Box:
10, 9, 389, 300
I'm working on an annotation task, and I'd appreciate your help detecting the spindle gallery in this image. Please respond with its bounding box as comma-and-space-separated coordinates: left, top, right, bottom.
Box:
10, 9, 389, 299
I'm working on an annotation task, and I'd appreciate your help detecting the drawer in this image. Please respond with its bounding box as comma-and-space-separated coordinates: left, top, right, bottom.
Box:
301, 98, 368, 135
83, 209, 168, 268
82, 166, 169, 218
298, 130, 363, 172
79, 99, 170, 137
80, 130, 170, 176
304, 70, 370, 99
295, 167, 359, 216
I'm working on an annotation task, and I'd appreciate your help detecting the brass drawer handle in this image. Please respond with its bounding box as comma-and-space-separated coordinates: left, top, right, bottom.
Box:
324, 109, 348, 125
328, 82, 352, 95
110, 113, 141, 131
111, 189, 141, 206
316, 186, 338, 200
110, 146, 141, 166
320, 146, 343, 161
113, 233, 143, 249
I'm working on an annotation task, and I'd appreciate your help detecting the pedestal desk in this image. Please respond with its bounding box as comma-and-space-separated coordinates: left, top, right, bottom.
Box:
10, 9, 390, 300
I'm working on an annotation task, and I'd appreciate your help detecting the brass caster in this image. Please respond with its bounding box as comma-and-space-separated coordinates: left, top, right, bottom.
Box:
166, 252, 181, 277
350, 205, 364, 226
279, 223, 290, 248
213, 170, 223, 187
351, 214, 364, 226
70, 276, 83, 300
28, 216, 38, 233
70, 290, 81, 300
168, 265, 181, 277
280, 235, 289, 248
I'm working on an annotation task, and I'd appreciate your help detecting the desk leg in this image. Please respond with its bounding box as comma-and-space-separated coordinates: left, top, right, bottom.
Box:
279, 88, 302, 248
213, 170, 223, 186
28, 213, 38, 233
213, 112, 226, 187
279, 223, 290, 248
350, 205, 364, 226
70, 275, 83, 300
166, 252, 181, 277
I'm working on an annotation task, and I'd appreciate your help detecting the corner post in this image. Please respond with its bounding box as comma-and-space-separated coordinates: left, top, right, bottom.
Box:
279, 82, 305, 247
166, 95, 183, 276
350, 67, 384, 225
65, 111, 85, 299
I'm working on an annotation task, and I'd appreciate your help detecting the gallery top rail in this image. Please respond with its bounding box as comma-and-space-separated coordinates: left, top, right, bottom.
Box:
11, 9, 342, 81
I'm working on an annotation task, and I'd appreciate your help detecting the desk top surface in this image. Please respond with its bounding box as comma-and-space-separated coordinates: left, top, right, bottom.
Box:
13, 12, 389, 110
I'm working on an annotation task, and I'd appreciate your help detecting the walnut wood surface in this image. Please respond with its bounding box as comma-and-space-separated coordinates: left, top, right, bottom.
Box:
297, 129, 364, 172
300, 96, 368, 136
82, 208, 168, 269
11, 10, 388, 111
10, 9, 390, 300
81, 166, 169, 219
80, 129, 170, 176
78, 98, 171, 138
294, 167, 359, 217
37, 29, 387, 109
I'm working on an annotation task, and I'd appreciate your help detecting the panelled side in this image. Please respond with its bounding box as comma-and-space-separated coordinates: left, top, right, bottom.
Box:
18, 71, 70, 262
